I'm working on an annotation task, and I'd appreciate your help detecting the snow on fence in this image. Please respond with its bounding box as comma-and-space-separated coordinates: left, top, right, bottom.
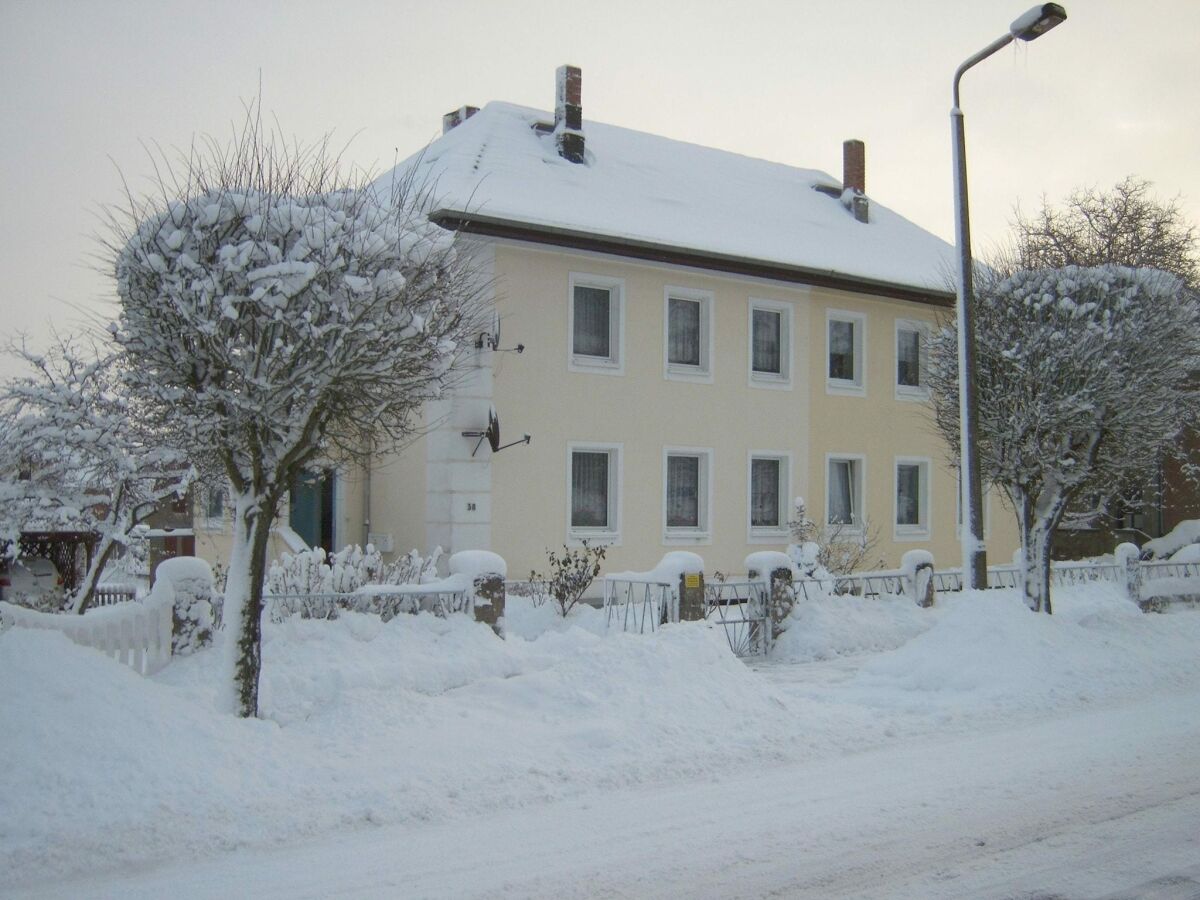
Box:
0, 579, 173, 675
267, 579, 472, 623
92, 583, 139, 607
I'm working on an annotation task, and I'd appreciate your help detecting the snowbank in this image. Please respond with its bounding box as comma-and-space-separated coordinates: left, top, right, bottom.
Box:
5, 582, 1200, 891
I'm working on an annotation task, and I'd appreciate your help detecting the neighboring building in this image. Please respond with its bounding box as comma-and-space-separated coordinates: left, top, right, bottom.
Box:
196, 66, 1021, 577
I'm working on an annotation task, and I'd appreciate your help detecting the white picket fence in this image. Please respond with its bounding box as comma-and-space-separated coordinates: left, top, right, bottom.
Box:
0, 579, 174, 676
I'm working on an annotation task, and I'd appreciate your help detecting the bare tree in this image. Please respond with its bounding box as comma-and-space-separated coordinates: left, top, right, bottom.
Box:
105, 111, 487, 716
1011, 177, 1197, 287
928, 265, 1200, 613
0, 337, 191, 612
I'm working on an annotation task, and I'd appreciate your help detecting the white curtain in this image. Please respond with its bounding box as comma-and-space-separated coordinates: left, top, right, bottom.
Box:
572, 451, 609, 527
667, 455, 700, 527
829, 460, 854, 524
752, 309, 781, 374
751, 458, 779, 527
573, 286, 611, 357
668, 298, 701, 366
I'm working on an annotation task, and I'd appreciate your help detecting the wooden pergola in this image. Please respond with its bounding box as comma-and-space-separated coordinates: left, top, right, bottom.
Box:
7, 531, 97, 594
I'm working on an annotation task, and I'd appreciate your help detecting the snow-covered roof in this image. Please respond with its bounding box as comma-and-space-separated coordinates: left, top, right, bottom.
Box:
377, 102, 956, 298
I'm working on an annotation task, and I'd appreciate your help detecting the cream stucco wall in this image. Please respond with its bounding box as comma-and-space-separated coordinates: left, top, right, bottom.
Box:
475, 241, 1019, 577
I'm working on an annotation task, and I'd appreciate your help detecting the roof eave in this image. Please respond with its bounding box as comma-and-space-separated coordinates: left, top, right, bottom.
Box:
431, 209, 955, 307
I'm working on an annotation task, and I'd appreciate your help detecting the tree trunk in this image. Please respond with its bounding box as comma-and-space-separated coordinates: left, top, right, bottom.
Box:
1019, 487, 1065, 615
70, 525, 125, 615
221, 492, 275, 718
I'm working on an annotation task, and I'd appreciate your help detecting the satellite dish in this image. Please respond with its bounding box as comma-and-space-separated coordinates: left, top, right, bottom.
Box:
485, 406, 501, 453
462, 405, 530, 456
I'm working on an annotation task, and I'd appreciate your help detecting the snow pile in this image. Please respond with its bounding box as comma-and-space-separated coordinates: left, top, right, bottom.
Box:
772, 586, 933, 662
5, 583, 1200, 890
850, 583, 1200, 718
0, 604, 790, 887
1140, 519, 1200, 559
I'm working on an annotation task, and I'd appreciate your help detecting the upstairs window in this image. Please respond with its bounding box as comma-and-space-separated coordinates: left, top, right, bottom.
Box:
664, 287, 713, 381
569, 273, 624, 374
827, 310, 866, 395
895, 319, 929, 399
748, 298, 792, 388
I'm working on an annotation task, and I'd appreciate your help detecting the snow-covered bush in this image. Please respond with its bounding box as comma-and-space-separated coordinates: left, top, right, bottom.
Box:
267, 544, 444, 620
155, 556, 216, 655
528, 542, 607, 618
785, 497, 881, 577
1141, 520, 1200, 560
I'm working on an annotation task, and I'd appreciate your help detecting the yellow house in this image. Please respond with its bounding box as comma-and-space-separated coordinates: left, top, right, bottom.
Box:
196, 66, 1018, 579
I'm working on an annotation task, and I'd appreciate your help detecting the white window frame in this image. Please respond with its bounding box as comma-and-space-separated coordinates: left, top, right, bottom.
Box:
568, 272, 625, 375
662, 446, 713, 544
200, 485, 227, 532
747, 297, 793, 390
825, 453, 865, 534
566, 442, 623, 545
894, 318, 930, 401
826, 309, 867, 397
893, 456, 932, 540
663, 286, 714, 383
747, 451, 791, 542
955, 476, 992, 539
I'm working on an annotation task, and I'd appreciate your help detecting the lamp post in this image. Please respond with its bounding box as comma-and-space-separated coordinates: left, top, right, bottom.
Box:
952, 3, 1066, 590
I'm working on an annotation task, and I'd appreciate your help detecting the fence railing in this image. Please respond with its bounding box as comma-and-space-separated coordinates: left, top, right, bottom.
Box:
602, 579, 675, 634
92, 584, 139, 607
0, 583, 173, 676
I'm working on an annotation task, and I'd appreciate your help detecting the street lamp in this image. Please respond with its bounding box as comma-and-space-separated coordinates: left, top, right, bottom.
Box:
951, 3, 1066, 590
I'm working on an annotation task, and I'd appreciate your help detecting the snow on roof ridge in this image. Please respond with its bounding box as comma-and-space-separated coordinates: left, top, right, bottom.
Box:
384, 100, 957, 293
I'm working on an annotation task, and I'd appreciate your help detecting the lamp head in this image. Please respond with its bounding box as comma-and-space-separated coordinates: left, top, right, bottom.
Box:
1010, 3, 1067, 40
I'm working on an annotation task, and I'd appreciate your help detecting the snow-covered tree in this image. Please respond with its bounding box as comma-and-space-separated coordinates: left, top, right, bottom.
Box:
928, 265, 1200, 613
0, 337, 191, 612
106, 116, 486, 716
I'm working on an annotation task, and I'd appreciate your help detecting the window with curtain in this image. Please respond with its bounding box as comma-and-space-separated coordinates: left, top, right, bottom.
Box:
573, 285, 612, 359
896, 463, 921, 526
571, 451, 610, 528
897, 327, 921, 388
829, 319, 856, 381
666, 454, 700, 528
668, 297, 702, 367
828, 458, 858, 525
752, 308, 782, 374
205, 487, 225, 520
750, 458, 781, 528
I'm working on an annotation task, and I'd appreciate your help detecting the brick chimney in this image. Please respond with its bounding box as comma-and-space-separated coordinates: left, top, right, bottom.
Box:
842, 139, 868, 223
442, 105, 479, 135
843, 139, 865, 194
555, 65, 585, 163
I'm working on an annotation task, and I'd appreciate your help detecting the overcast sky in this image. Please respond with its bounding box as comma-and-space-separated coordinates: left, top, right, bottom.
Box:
2, 0, 1197, 376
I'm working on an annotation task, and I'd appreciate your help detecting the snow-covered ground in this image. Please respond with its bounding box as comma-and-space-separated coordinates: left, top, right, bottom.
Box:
3, 583, 1199, 898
